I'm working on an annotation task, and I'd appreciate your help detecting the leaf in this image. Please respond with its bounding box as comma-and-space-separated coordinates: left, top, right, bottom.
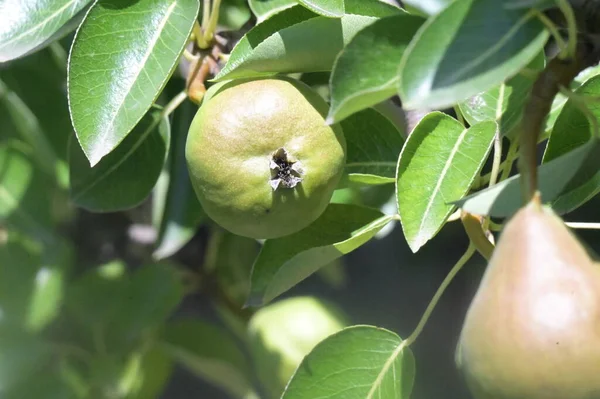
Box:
402, 0, 452, 16
0, 232, 70, 333
458, 51, 545, 139
0, 0, 93, 62
68, 0, 199, 166
545, 64, 600, 132
69, 108, 170, 212
214, 0, 400, 81
298, 0, 344, 17
456, 138, 600, 217
341, 108, 405, 184
397, 113, 496, 252
248, 204, 393, 306
249, 0, 297, 22
153, 100, 204, 259
543, 75, 600, 213
0, 141, 55, 243
206, 230, 260, 306
0, 48, 75, 187
282, 325, 415, 399
161, 320, 254, 398
25, 240, 73, 332
0, 79, 58, 179
0, 327, 51, 392
399, 0, 549, 110
111, 264, 184, 345
128, 347, 173, 399
328, 13, 423, 123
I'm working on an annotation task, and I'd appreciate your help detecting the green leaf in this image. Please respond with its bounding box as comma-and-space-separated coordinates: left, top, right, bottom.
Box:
25, 240, 73, 332
328, 13, 423, 123
402, 0, 452, 16
206, 230, 260, 306
341, 108, 405, 184
0, 48, 75, 187
282, 325, 415, 399
0, 232, 69, 332
0, 79, 58, 179
399, 0, 548, 110
456, 138, 600, 217
0, 141, 55, 243
161, 320, 253, 398
543, 75, 600, 213
111, 264, 184, 344
545, 64, 600, 133
248, 204, 393, 306
298, 0, 344, 17
0, 328, 51, 392
249, 0, 297, 22
68, 0, 199, 166
69, 108, 170, 212
214, 1, 400, 81
458, 51, 545, 139
0, 0, 93, 62
128, 347, 173, 399
66, 260, 128, 332
153, 100, 204, 259
397, 113, 496, 252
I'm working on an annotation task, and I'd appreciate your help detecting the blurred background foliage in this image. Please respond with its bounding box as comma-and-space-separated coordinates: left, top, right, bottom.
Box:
3, 1, 600, 399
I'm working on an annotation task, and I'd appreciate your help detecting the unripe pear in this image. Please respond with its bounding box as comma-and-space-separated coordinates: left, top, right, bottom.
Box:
248, 296, 346, 398
457, 196, 600, 399
185, 77, 346, 239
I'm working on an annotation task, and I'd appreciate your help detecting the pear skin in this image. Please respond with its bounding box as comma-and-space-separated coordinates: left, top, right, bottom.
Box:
457, 197, 600, 399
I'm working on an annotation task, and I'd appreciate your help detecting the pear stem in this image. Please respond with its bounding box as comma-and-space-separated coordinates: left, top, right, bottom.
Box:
404, 245, 476, 347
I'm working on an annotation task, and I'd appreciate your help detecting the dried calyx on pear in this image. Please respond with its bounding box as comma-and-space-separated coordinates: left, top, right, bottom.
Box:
456, 194, 600, 399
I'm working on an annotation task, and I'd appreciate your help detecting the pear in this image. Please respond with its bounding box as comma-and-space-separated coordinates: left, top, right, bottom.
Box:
456, 196, 600, 399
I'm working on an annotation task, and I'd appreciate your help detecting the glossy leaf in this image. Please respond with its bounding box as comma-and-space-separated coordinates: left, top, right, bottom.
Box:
0, 141, 55, 243
249, 0, 296, 22
397, 113, 496, 252
459, 52, 545, 139
402, 0, 452, 16
215, 1, 400, 81
341, 108, 405, 184
543, 75, 600, 213
545, 64, 600, 132
399, 0, 548, 110
68, 0, 198, 166
282, 325, 415, 399
153, 100, 204, 259
69, 108, 170, 212
298, 0, 343, 17
456, 138, 600, 217
161, 320, 253, 398
328, 13, 423, 123
0, 0, 92, 62
248, 204, 393, 306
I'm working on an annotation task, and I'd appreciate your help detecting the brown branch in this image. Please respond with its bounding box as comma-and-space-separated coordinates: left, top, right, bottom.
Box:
519, 38, 600, 203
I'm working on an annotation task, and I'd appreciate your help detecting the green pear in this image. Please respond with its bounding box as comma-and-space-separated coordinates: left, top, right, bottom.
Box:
248, 296, 346, 398
185, 77, 346, 239
457, 196, 600, 399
